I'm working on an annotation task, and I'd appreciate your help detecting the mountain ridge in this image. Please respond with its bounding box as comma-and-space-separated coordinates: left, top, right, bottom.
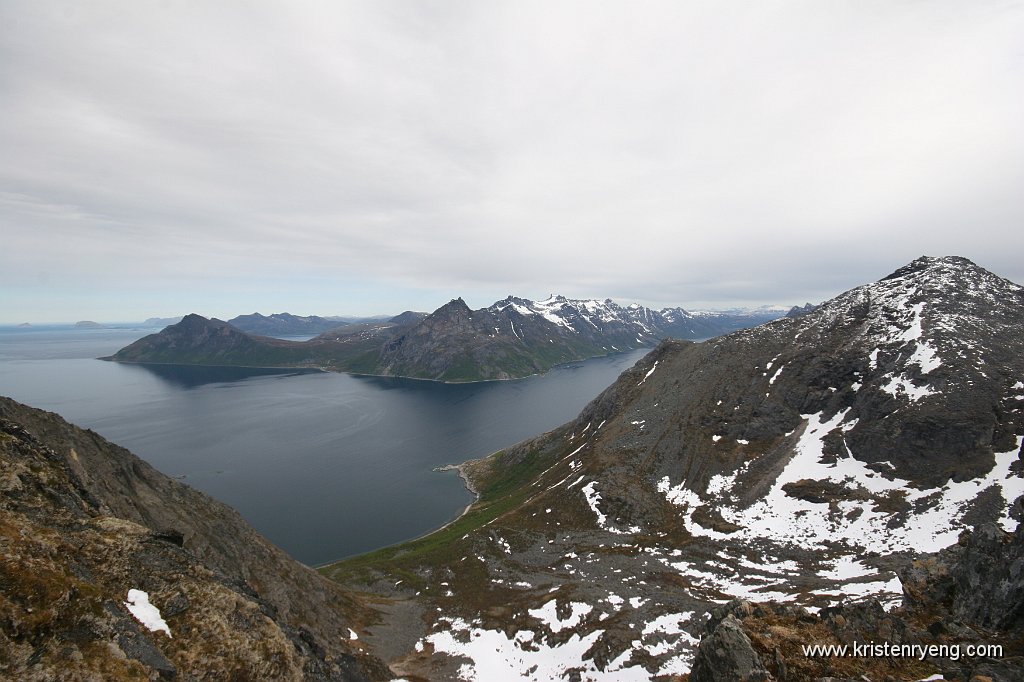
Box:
324, 255, 1024, 679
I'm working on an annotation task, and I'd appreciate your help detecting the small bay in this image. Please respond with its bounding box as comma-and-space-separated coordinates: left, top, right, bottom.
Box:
0, 325, 649, 565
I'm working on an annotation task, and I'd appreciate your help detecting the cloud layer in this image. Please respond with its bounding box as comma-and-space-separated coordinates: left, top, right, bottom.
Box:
3, 1, 1022, 321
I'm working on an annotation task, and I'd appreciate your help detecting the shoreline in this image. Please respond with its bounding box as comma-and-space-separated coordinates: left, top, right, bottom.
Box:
314, 462, 482, 570
100, 345, 655, 385
411, 463, 481, 539
435, 462, 480, 497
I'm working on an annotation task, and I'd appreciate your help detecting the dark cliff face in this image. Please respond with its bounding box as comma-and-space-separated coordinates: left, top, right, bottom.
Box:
0, 396, 391, 681
327, 256, 1024, 679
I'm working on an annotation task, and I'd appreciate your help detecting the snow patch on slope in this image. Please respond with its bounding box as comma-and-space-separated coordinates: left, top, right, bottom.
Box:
124, 589, 171, 637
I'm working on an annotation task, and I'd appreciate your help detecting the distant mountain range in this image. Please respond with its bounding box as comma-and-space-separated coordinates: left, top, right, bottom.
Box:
105, 296, 787, 382
225, 312, 389, 336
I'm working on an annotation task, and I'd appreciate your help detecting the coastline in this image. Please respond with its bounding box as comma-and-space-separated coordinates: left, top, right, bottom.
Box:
428, 463, 480, 530
100, 345, 655, 385
314, 461, 482, 570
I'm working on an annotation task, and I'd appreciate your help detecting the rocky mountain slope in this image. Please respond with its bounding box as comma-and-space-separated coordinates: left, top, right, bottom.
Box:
688, 520, 1024, 682
0, 396, 391, 680
324, 256, 1024, 680
108, 296, 784, 382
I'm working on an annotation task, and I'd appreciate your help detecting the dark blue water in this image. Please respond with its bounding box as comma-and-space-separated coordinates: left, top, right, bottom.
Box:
0, 325, 648, 565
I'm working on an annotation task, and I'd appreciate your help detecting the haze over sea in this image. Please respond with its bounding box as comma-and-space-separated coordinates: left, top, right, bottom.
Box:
0, 324, 648, 565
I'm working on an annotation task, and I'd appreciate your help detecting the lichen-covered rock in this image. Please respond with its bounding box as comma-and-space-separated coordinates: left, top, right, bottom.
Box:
690, 611, 773, 682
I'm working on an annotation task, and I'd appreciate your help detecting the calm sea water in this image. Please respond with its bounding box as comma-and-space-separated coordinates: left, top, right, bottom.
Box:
0, 325, 649, 565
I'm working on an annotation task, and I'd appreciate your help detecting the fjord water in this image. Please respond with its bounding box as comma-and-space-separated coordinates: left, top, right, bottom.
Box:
0, 325, 649, 565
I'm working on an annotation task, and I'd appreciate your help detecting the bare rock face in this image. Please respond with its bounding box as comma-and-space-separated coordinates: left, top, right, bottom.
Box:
690, 611, 773, 682
903, 523, 1024, 634
0, 397, 391, 681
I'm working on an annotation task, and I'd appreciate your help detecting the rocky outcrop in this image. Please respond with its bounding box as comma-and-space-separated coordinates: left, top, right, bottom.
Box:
903, 523, 1024, 634
785, 303, 818, 318
0, 396, 391, 681
690, 610, 772, 682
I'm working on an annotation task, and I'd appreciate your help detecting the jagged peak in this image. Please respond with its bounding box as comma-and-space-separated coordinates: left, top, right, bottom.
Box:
880, 255, 978, 281
176, 313, 235, 329
430, 298, 472, 317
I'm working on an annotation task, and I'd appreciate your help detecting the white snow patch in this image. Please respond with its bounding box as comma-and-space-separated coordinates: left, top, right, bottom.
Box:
908, 340, 942, 374
657, 476, 702, 509
124, 589, 171, 637
528, 600, 593, 633
880, 373, 936, 402
706, 472, 739, 497
638, 361, 659, 386
642, 612, 694, 637
426, 619, 644, 682
695, 413, 1024, 555
818, 556, 875, 581
582, 482, 636, 535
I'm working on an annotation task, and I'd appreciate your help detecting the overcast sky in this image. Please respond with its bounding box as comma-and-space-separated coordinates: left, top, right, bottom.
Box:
2, 1, 1022, 323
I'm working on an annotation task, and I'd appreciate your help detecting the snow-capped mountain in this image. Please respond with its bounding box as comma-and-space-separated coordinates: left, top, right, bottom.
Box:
487, 294, 770, 345
329, 256, 1024, 679
371, 294, 780, 381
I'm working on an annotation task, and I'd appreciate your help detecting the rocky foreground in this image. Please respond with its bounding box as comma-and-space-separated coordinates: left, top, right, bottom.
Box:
0, 396, 390, 681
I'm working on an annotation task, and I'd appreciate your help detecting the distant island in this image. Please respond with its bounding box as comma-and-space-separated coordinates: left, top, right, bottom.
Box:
104, 296, 788, 382
74, 320, 103, 328
142, 316, 184, 327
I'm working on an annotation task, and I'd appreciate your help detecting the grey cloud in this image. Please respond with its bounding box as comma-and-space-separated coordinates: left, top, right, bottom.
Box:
2, 1, 1022, 321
